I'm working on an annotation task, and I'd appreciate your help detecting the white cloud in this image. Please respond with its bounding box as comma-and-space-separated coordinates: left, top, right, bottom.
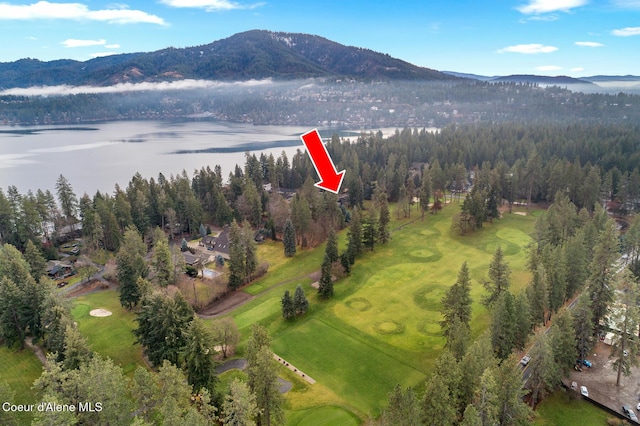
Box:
517, 0, 587, 14
496, 44, 558, 54
105, 44, 120, 49
0, 79, 273, 96
612, 27, 640, 36
0, 1, 166, 25
61, 38, 106, 48
575, 41, 604, 47
536, 65, 562, 71
159, 0, 264, 11
571, 67, 585, 72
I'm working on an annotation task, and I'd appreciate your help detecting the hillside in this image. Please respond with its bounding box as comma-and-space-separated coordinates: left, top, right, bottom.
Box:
491, 74, 593, 85
0, 30, 455, 89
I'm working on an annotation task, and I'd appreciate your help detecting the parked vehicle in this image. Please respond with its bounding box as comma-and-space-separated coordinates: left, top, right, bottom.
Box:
520, 354, 531, 366
623, 405, 638, 422
580, 386, 588, 397
577, 359, 592, 367
57, 281, 68, 288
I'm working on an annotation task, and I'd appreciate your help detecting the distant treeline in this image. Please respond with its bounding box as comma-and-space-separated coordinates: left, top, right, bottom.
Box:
1, 80, 638, 126
2, 121, 639, 255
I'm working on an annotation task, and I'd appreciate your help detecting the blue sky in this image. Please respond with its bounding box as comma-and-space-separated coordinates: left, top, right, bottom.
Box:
0, 0, 639, 76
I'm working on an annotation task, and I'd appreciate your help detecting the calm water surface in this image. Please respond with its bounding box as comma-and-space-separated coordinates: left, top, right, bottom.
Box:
0, 120, 366, 195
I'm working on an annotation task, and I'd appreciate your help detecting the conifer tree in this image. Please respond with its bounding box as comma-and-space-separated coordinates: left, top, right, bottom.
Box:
318, 254, 334, 299
293, 285, 309, 316
281, 290, 294, 320
378, 195, 391, 244
116, 226, 148, 309
24, 240, 46, 282
283, 218, 296, 257
340, 251, 351, 274
362, 209, 378, 251
381, 385, 421, 426
589, 221, 619, 335
228, 221, 245, 290
482, 246, 511, 307
490, 291, 517, 361
249, 347, 285, 426
420, 166, 432, 220
153, 235, 174, 287
346, 207, 362, 264
182, 317, 218, 392
325, 227, 339, 263
222, 378, 258, 426
441, 262, 473, 337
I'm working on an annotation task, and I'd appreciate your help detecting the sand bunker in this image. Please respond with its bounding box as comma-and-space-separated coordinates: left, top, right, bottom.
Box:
89, 308, 112, 317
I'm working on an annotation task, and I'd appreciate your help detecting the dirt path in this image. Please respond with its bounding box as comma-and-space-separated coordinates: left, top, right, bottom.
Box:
24, 337, 47, 365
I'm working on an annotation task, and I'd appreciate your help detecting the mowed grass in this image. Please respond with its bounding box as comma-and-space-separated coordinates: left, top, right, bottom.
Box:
226, 203, 536, 419
534, 390, 610, 425
244, 240, 326, 296
287, 406, 361, 426
0, 346, 42, 424
71, 289, 146, 375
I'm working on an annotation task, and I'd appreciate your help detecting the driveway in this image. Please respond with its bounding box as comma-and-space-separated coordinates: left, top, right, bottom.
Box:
565, 341, 640, 421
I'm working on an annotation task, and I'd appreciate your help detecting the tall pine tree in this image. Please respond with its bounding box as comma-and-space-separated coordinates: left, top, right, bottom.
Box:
283, 218, 296, 257
318, 254, 334, 299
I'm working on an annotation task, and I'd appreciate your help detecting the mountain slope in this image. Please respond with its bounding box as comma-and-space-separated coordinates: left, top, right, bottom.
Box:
0, 30, 455, 88
491, 74, 593, 85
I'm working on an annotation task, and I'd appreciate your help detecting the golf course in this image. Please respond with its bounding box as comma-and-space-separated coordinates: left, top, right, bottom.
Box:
223, 203, 537, 422
0, 202, 538, 425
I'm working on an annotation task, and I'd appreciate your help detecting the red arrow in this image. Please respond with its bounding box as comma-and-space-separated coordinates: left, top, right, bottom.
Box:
300, 129, 346, 194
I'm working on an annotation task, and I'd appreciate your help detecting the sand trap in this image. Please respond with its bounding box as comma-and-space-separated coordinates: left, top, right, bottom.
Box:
514, 212, 527, 216
89, 308, 112, 317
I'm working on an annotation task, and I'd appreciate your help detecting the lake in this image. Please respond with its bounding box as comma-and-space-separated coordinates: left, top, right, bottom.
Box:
0, 120, 372, 196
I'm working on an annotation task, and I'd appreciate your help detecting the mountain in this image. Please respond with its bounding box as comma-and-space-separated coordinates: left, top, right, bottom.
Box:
582, 75, 640, 82
491, 74, 593, 85
0, 30, 455, 89
442, 71, 496, 81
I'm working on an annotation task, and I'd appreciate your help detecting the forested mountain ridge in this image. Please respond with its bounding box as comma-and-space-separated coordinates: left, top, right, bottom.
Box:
0, 30, 454, 89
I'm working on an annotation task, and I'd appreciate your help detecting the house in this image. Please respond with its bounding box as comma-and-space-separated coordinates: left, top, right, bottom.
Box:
46, 261, 75, 279
199, 235, 216, 250
182, 252, 201, 268
212, 227, 231, 260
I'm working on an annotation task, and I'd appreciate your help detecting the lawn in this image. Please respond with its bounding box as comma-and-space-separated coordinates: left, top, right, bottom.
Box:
0, 346, 42, 424
226, 203, 537, 420
71, 289, 146, 375
535, 390, 611, 425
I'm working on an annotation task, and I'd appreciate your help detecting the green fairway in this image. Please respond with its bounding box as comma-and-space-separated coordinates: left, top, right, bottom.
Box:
71, 289, 146, 375
272, 318, 425, 416
534, 390, 610, 425
0, 346, 42, 424
287, 406, 361, 426
229, 204, 536, 419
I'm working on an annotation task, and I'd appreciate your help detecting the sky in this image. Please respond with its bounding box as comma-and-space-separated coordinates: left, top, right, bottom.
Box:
0, 0, 639, 77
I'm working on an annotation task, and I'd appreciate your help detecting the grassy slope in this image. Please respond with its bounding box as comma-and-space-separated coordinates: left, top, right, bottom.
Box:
225, 203, 537, 420
71, 289, 146, 375
535, 390, 610, 425
0, 346, 42, 424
